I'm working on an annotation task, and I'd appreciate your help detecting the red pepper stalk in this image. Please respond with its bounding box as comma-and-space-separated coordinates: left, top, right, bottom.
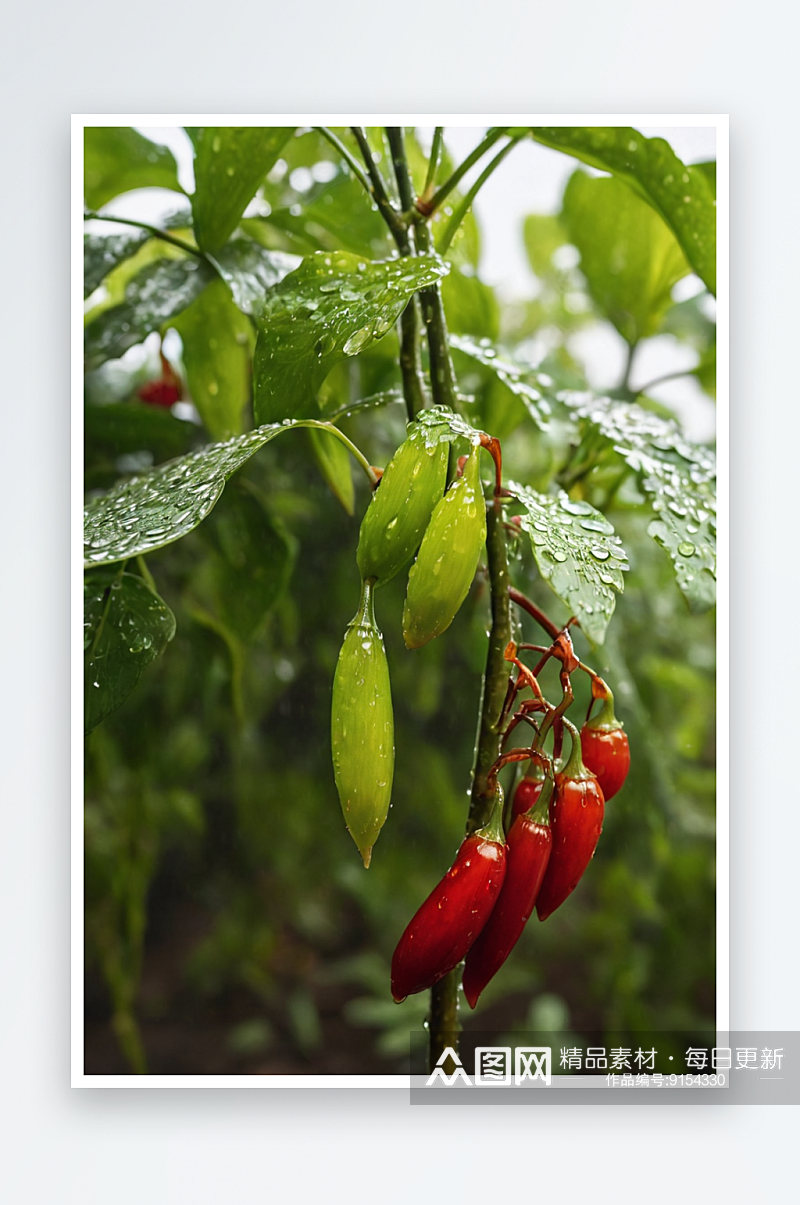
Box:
536, 720, 604, 922
463, 768, 554, 1009
580, 678, 630, 802
391, 796, 507, 1003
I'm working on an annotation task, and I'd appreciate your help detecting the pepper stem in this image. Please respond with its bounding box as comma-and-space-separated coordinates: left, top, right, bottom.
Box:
560, 718, 589, 780
529, 770, 555, 826
475, 787, 506, 844
586, 677, 622, 730
352, 577, 377, 629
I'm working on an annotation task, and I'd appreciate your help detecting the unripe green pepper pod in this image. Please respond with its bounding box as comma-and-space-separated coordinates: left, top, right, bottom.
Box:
331, 578, 394, 868
356, 424, 449, 587
402, 444, 487, 649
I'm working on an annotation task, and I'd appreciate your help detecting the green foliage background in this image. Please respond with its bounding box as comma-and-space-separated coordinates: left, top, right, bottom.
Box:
83, 125, 716, 1074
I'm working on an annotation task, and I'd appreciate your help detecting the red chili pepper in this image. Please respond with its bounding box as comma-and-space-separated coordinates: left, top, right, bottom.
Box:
137, 352, 183, 409
511, 765, 545, 819
580, 682, 630, 801
391, 801, 507, 1003
536, 722, 604, 921
463, 773, 553, 1009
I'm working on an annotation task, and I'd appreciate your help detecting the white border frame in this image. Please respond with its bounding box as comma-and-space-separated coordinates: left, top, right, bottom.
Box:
73, 113, 728, 1088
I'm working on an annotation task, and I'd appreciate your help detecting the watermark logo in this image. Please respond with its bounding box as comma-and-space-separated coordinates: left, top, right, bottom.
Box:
426, 1045, 552, 1087
426, 1047, 472, 1087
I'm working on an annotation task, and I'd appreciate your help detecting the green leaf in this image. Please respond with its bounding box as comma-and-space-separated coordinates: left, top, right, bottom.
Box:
84, 418, 353, 566
260, 168, 392, 258
449, 334, 553, 430
210, 239, 299, 317
531, 127, 716, 295
440, 266, 499, 340
561, 171, 689, 345
191, 127, 296, 253
562, 393, 716, 610
508, 483, 628, 644
306, 427, 355, 514
170, 278, 253, 440
84, 257, 213, 371
84, 230, 149, 298
84, 128, 184, 209
198, 479, 295, 640
84, 402, 199, 463
84, 569, 176, 733
253, 250, 449, 424
523, 213, 569, 279
409, 404, 487, 448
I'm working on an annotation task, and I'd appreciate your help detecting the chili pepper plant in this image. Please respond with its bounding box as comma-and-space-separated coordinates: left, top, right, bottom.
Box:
83, 124, 717, 1074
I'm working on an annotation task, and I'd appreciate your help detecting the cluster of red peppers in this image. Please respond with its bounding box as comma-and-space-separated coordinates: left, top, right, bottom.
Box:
391, 618, 630, 1007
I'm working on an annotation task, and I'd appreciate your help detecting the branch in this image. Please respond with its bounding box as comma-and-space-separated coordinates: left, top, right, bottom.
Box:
314, 126, 374, 198
419, 128, 510, 216
468, 504, 514, 831
350, 126, 407, 248
421, 127, 444, 203
436, 135, 524, 255
83, 211, 205, 261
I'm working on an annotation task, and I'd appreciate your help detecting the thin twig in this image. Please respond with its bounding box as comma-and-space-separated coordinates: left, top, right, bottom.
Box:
420, 128, 509, 215
84, 211, 205, 260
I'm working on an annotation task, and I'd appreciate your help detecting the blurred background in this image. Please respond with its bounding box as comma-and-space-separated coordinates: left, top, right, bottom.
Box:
84, 125, 716, 1074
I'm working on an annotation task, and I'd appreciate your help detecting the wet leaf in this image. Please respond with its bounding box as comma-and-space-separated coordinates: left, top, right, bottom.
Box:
84, 257, 213, 371
191, 127, 296, 253
84, 421, 295, 566
210, 239, 300, 316
170, 278, 253, 440
562, 171, 689, 345
449, 335, 554, 430
83, 419, 359, 566
562, 393, 716, 610
84, 230, 149, 298
408, 404, 486, 448
509, 482, 628, 644
84, 127, 184, 209
84, 569, 176, 733
531, 126, 716, 295
253, 250, 449, 424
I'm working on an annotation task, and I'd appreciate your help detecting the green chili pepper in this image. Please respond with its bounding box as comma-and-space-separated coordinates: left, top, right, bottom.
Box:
402, 444, 487, 649
331, 578, 394, 867
356, 424, 449, 587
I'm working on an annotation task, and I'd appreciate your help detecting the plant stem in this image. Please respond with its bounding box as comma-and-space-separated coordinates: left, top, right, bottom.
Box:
436, 135, 524, 256
398, 299, 427, 419
468, 503, 513, 833
508, 585, 560, 640
384, 127, 429, 419
298, 420, 379, 487
388, 126, 495, 1071
621, 340, 638, 392
421, 128, 510, 215
421, 127, 445, 202
428, 501, 512, 1071
83, 211, 205, 260
634, 367, 695, 396
428, 968, 460, 1070
350, 126, 407, 248
314, 126, 374, 198
386, 136, 460, 413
